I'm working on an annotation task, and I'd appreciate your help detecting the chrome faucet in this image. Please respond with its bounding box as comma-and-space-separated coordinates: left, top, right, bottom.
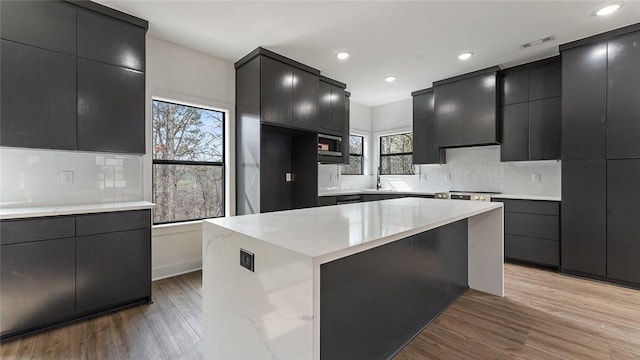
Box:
376, 167, 382, 190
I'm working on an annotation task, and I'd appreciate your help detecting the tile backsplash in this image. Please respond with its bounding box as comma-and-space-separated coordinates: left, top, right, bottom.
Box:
0, 147, 143, 207
319, 145, 561, 197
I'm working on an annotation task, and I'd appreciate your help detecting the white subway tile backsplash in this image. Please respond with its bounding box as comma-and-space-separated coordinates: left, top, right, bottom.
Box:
0, 148, 143, 207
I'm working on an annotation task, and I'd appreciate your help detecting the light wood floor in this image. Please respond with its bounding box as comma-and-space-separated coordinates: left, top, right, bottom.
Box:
2, 264, 639, 360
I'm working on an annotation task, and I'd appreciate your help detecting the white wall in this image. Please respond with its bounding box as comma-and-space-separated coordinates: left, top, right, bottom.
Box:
370, 98, 561, 198
145, 36, 235, 280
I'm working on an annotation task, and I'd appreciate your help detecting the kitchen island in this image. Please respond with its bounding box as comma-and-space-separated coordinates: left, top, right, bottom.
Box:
203, 198, 503, 360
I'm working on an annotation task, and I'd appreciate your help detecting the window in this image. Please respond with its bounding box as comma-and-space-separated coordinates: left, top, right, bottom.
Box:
341, 134, 364, 175
379, 132, 414, 175
152, 99, 225, 224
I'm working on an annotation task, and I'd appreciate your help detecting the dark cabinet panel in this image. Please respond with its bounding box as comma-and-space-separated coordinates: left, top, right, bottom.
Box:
505, 213, 559, 240
0, 216, 75, 245
260, 57, 293, 128
496, 199, 559, 216
505, 235, 558, 267
412, 92, 434, 119
561, 160, 607, 276
413, 90, 445, 164
501, 70, 528, 105
77, 9, 145, 71
77, 59, 145, 153
318, 81, 334, 131
76, 210, 150, 236
333, 87, 347, 134
319, 81, 345, 133
76, 229, 151, 313
291, 132, 318, 209
292, 68, 319, 131
462, 74, 498, 145
0, 0, 76, 55
260, 126, 292, 212
317, 196, 338, 207
1, 238, 75, 337
1, 40, 76, 150
528, 62, 561, 101
606, 31, 640, 159
434, 81, 463, 147
500, 103, 529, 161
607, 159, 640, 284
529, 97, 561, 160
562, 43, 607, 160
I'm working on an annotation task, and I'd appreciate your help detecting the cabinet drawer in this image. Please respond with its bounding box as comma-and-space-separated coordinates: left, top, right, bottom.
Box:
496, 199, 559, 215
76, 210, 150, 236
0, 216, 75, 245
505, 235, 559, 267
505, 213, 559, 240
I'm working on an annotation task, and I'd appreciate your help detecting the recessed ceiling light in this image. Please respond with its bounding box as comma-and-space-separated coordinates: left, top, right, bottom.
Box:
458, 52, 473, 60
385, 76, 397, 83
336, 52, 350, 60
595, 3, 622, 16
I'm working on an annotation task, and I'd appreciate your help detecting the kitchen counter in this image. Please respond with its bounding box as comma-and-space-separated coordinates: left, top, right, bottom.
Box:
0, 201, 156, 219
319, 189, 437, 197
491, 194, 561, 201
202, 198, 503, 360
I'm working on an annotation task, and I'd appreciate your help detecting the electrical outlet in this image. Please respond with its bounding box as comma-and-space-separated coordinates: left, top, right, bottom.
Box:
444, 173, 452, 181
531, 173, 541, 183
240, 249, 254, 272
61, 171, 73, 185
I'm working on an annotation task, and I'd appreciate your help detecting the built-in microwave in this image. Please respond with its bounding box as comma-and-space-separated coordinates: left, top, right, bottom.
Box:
318, 133, 342, 157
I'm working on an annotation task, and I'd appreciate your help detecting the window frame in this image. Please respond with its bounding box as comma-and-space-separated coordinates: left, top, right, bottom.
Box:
341, 134, 364, 175
151, 98, 226, 225
379, 132, 414, 175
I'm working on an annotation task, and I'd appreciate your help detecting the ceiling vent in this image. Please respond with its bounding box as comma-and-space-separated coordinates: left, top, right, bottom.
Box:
520, 36, 554, 49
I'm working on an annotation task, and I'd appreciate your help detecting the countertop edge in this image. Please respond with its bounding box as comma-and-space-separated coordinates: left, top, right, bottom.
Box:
0, 201, 157, 220
491, 194, 561, 201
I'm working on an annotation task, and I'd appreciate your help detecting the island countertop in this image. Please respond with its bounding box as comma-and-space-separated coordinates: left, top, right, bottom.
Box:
207, 197, 502, 261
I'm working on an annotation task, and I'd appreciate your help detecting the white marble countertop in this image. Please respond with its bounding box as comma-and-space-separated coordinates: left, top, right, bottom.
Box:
319, 189, 437, 197
207, 197, 502, 259
0, 201, 156, 219
491, 194, 561, 201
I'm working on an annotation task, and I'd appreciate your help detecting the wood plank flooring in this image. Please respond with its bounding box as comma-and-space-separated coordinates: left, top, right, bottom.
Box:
2, 264, 639, 359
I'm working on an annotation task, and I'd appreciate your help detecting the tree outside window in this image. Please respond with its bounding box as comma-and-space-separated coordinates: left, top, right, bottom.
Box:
152, 99, 224, 224
379, 132, 414, 175
341, 134, 364, 175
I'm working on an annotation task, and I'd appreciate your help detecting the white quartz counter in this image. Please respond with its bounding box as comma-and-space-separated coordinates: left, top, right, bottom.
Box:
318, 189, 436, 197
0, 201, 156, 219
207, 197, 501, 262
491, 194, 561, 201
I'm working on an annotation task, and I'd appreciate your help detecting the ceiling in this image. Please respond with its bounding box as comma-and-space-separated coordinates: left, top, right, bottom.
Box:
95, 1, 640, 107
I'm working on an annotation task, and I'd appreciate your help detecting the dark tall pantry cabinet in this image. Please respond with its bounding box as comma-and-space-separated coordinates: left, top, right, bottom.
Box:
560, 24, 640, 288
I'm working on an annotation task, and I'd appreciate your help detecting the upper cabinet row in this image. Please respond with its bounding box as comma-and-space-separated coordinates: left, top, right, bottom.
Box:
0, 0, 147, 154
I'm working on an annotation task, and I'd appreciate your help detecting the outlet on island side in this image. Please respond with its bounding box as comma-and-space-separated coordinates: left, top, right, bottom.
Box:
61, 171, 73, 185
240, 248, 255, 272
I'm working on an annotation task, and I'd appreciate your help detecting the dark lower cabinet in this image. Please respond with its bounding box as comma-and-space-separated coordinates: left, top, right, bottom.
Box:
77, 59, 145, 154
561, 160, 607, 277
1, 238, 76, 337
76, 229, 151, 313
1, 40, 77, 150
606, 159, 640, 284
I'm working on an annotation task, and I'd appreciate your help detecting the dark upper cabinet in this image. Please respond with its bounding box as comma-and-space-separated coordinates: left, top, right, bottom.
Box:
77, 9, 146, 71
562, 42, 607, 160
0, 40, 76, 150
434, 81, 463, 147
412, 89, 445, 164
500, 103, 529, 162
607, 159, 640, 284
528, 62, 561, 101
261, 56, 294, 128
529, 97, 561, 160
501, 70, 528, 105
606, 31, 640, 159
0, 0, 76, 55
77, 59, 145, 154
319, 81, 334, 131
561, 160, 607, 277
462, 73, 498, 145
434, 69, 499, 147
319, 80, 347, 134
293, 68, 319, 131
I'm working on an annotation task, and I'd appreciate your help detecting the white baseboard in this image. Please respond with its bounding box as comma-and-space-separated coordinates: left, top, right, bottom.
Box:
152, 260, 202, 281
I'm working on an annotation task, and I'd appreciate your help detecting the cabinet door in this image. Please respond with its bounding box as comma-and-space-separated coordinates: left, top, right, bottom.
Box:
77, 9, 146, 71
332, 86, 347, 134
261, 57, 293, 128
319, 81, 334, 131
412, 92, 434, 119
434, 81, 463, 147
607, 31, 640, 159
0, 0, 76, 55
1, 238, 75, 337
500, 103, 529, 161
529, 97, 561, 160
562, 43, 607, 160
607, 159, 640, 284
1, 40, 76, 150
76, 229, 151, 313
462, 73, 498, 145
77, 59, 145, 154
342, 92, 350, 165
260, 126, 292, 212
413, 91, 443, 164
292, 68, 319, 131
561, 160, 607, 276
500, 70, 528, 106
529, 61, 561, 101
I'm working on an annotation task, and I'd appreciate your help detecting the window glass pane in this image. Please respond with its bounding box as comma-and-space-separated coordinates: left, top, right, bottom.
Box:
380, 155, 414, 175
349, 135, 363, 155
152, 100, 224, 162
381, 133, 413, 155
153, 164, 223, 223
341, 155, 363, 175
